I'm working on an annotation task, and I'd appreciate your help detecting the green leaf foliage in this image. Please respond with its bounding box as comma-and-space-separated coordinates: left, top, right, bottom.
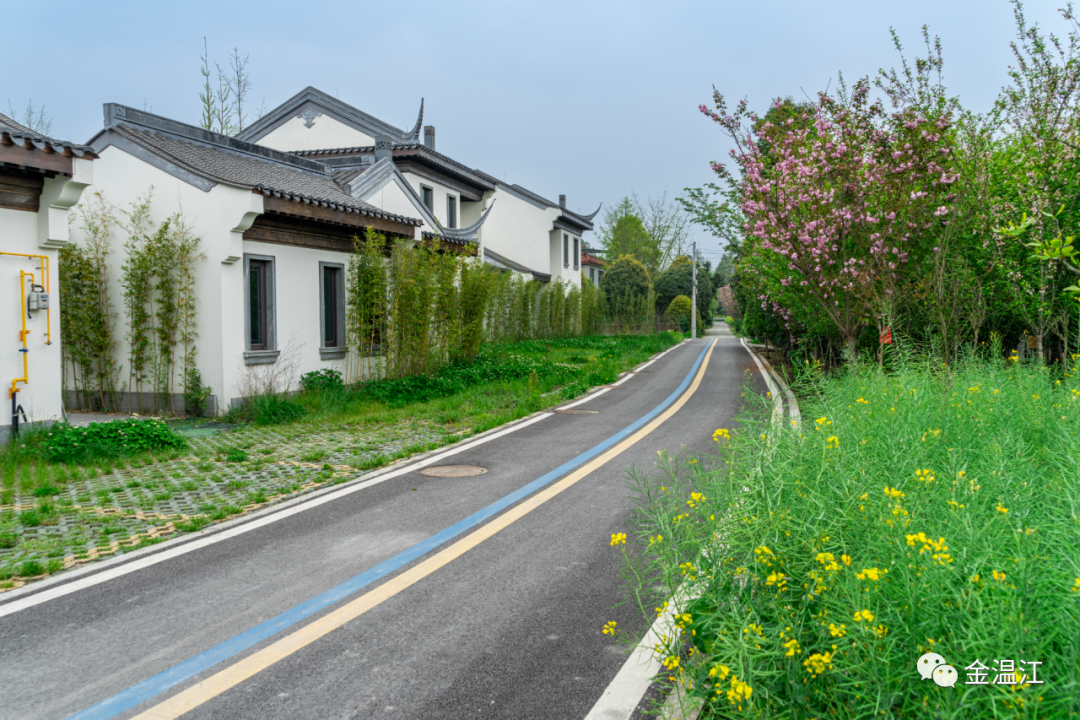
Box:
44, 419, 187, 464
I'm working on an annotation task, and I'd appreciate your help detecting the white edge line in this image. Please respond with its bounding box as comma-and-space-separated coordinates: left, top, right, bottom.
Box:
0, 413, 551, 619
585, 335, 779, 720
0, 340, 696, 618
740, 338, 784, 423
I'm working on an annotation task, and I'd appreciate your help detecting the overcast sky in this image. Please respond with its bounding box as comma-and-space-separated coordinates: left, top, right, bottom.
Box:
1, 1, 1068, 261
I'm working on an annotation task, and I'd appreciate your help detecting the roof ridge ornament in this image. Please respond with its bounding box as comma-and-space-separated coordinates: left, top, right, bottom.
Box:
401, 99, 424, 143
579, 203, 602, 222
432, 198, 496, 240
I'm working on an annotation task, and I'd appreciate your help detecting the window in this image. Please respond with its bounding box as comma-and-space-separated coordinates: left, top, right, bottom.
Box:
421, 185, 433, 211
573, 237, 580, 270
563, 233, 569, 267
244, 253, 277, 362
589, 267, 595, 282
320, 263, 345, 349
447, 195, 457, 229
248, 259, 269, 349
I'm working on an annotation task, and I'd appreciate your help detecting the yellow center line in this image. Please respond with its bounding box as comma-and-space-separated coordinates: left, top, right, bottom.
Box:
133, 339, 718, 720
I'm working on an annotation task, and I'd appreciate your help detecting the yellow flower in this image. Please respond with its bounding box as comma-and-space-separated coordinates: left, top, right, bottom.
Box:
816, 552, 839, 572
873, 624, 889, 638
853, 609, 875, 623
947, 500, 965, 510
713, 428, 731, 441
709, 664, 730, 680
726, 676, 752, 706
828, 622, 846, 638
855, 567, 888, 582
825, 436, 839, 450
649, 534, 663, 545
602, 620, 617, 635
914, 468, 934, 483
803, 651, 834, 676
815, 416, 832, 427
1072, 578, 1080, 593
841, 554, 852, 566
971, 573, 981, 583
856, 397, 869, 404
992, 570, 1007, 582
905, 532, 952, 565
610, 532, 627, 546
783, 638, 802, 656
662, 655, 680, 670
996, 503, 1009, 514
884, 486, 905, 500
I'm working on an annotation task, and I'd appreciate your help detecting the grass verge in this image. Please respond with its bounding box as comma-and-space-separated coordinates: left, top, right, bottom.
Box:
620, 354, 1080, 718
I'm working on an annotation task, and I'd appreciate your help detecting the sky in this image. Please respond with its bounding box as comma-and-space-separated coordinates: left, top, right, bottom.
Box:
1, 0, 1069, 263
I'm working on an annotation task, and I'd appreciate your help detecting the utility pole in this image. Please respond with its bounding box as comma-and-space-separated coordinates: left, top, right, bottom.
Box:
691, 241, 697, 340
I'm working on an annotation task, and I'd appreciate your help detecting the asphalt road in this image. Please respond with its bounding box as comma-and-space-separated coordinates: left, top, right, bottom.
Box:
0, 329, 766, 720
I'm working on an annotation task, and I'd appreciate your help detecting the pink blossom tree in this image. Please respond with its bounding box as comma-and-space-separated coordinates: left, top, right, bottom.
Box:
702, 78, 958, 360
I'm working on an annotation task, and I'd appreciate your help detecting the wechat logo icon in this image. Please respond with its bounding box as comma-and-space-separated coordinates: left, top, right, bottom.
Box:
918, 652, 957, 687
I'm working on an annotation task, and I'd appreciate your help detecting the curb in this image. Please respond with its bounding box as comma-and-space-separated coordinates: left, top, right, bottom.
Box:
585, 336, 799, 720
0, 338, 689, 611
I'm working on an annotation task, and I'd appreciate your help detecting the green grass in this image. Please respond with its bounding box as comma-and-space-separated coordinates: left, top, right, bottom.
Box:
623, 353, 1080, 718
0, 333, 683, 586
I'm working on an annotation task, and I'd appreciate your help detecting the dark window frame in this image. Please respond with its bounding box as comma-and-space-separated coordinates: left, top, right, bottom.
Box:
421, 184, 434, 212
319, 262, 346, 350
447, 194, 457, 229
573, 237, 580, 270
563, 233, 569, 268
244, 253, 277, 353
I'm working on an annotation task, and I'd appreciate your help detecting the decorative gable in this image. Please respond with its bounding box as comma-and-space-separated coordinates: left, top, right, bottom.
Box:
236, 87, 422, 153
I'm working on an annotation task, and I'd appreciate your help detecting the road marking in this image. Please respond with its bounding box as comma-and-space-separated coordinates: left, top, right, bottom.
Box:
0, 413, 551, 619
67, 339, 716, 720
3, 341, 689, 617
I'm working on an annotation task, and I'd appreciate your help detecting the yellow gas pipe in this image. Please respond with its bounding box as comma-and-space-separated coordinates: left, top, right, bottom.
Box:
2, 253, 50, 436
11, 270, 31, 399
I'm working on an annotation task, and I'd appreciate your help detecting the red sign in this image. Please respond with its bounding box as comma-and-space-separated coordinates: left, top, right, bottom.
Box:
879, 326, 892, 345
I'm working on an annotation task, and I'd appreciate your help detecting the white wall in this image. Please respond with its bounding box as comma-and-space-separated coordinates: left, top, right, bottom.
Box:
400, 172, 460, 230
368, 180, 426, 231
0, 207, 62, 438
234, 241, 353, 406
69, 145, 262, 415
480, 187, 560, 277
257, 115, 374, 152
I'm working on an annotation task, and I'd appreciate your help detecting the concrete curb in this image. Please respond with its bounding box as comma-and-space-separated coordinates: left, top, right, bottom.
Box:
585, 336, 800, 720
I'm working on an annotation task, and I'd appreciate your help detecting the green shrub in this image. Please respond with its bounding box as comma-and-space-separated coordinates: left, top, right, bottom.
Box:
183, 366, 213, 417
236, 394, 306, 426
300, 368, 344, 393
43, 419, 187, 464
627, 358, 1080, 717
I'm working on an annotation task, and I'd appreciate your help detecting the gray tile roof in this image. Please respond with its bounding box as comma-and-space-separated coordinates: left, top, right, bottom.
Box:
111, 124, 420, 226
0, 111, 96, 156
293, 143, 498, 190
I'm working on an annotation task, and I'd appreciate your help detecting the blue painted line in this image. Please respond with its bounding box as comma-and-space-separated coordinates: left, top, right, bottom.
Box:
69, 339, 714, 720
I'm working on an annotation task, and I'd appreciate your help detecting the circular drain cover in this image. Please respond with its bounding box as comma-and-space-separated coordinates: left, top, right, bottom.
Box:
419, 465, 488, 477
555, 409, 599, 414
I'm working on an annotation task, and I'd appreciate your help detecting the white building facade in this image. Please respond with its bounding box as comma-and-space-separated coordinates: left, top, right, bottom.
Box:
0, 114, 94, 443
61, 89, 595, 414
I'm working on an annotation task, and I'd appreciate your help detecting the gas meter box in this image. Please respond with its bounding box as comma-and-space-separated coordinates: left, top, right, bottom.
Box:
28, 292, 49, 311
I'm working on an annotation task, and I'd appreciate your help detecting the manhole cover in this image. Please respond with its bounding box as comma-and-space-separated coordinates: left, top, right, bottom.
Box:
419, 465, 488, 477
555, 409, 599, 414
